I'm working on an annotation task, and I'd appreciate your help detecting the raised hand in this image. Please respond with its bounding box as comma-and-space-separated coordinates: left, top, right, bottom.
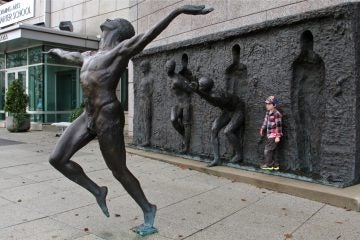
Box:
42, 49, 60, 56
178, 5, 214, 15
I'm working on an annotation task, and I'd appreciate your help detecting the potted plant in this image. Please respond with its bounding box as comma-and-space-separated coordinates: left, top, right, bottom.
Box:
4, 79, 30, 132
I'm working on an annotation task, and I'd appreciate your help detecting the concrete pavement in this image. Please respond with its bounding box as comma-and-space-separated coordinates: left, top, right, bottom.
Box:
0, 128, 360, 240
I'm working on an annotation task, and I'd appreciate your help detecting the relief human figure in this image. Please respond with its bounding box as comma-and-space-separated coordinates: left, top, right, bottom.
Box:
138, 60, 153, 147
190, 77, 245, 167
166, 60, 193, 153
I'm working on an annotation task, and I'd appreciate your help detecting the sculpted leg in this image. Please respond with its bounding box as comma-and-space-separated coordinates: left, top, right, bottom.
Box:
208, 112, 230, 167
180, 104, 191, 153
224, 110, 245, 163
97, 118, 157, 235
140, 99, 152, 147
171, 105, 184, 136
49, 113, 109, 217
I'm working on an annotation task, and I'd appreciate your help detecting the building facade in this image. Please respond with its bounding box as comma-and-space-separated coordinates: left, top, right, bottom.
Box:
0, 0, 129, 124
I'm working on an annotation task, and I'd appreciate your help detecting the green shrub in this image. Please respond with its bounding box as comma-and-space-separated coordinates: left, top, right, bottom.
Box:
4, 79, 28, 113
4, 79, 29, 129
69, 103, 84, 122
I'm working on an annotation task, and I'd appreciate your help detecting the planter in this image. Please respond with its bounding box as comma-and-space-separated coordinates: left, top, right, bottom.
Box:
6, 114, 30, 132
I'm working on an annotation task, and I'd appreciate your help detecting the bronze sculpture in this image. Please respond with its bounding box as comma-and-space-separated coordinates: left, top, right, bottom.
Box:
138, 60, 153, 147
46, 5, 213, 236
166, 59, 193, 153
190, 77, 245, 167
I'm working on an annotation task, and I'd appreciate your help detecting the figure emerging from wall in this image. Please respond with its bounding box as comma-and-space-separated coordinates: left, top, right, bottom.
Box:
138, 60, 154, 147
291, 30, 325, 173
166, 59, 193, 154
225, 44, 248, 98
179, 53, 194, 82
190, 77, 245, 167
45, 5, 213, 236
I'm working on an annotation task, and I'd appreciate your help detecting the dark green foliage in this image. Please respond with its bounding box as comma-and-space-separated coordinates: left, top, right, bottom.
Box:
4, 79, 28, 113
4, 79, 29, 130
69, 103, 84, 122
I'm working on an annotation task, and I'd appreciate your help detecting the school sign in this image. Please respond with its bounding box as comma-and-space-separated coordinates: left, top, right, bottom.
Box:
0, 0, 34, 28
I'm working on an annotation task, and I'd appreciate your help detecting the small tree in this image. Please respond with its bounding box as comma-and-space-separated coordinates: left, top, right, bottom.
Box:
69, 103, 85, 122
4, 79, 29, 130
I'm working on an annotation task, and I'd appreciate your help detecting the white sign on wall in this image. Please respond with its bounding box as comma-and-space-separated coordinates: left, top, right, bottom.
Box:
0, 30, 21, 43
0, 0, 35, 28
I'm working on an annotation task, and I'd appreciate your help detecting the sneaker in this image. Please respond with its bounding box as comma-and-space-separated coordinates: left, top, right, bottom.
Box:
273, 166, 280, 171
260, 164, 273, 170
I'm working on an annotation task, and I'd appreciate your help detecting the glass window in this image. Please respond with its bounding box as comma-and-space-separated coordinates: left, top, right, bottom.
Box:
44, 65, 80, 122
28, 46, 43, 65
0, 54, 5, 70
0, 71, 5, 120
6, 49, 27, 68
17, 70, 26, 89
28, 65, 43, 112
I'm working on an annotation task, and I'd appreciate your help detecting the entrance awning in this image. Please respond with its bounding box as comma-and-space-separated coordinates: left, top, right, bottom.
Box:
0, 23, 99, 51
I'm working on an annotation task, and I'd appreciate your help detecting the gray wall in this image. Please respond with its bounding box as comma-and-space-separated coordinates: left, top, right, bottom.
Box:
132, 2, 360, 187
128, 0, 359, 136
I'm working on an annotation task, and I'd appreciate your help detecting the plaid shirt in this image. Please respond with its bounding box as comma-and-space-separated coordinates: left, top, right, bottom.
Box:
261, 109, 283, 138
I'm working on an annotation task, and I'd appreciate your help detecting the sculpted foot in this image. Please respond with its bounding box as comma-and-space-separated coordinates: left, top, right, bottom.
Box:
132, 204, 158, 236
96, 186, 110, 217
207, 159, 221, 167
145, 204, 157, 227
179, 147, 188, 154
229, 155, 242, 164
140, 142, 150, 147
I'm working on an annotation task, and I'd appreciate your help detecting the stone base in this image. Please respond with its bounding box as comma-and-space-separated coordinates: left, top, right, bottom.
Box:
30, 122, 43, 131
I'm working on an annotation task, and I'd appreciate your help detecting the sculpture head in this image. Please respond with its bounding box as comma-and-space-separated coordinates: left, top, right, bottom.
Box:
181, 54, 188, 69
232, 44, 240, 63
140, 61, 151, 74
300, 30, 314, 51
165, 60, 176, 75
198, 77, 214, 92
99, 18, 135, 49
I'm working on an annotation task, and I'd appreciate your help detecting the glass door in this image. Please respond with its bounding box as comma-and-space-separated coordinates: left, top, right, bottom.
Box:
5, 69, 28, 116
6, 69, 27, 92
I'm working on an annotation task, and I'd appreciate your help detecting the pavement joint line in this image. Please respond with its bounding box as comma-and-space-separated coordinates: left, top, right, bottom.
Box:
48, 215, 103, 238
0, 216, 49, 231
0, 167, 111, 189
158, 186, 221, 211
289, 203, 326, 237
0, 180, 37, 191
181, 191, 275, 240
47, 202, 99, 218
0, 195, 15, 204
0, 162, 36, 170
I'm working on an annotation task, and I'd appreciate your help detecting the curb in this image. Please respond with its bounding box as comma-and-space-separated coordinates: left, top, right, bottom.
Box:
126, 147, 360, 212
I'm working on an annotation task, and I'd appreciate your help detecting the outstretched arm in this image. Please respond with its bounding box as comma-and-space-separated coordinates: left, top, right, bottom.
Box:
125, 5, 213, 56
44, 49, 84, 66
189, 82, 227, 109
197, 90, 228, 109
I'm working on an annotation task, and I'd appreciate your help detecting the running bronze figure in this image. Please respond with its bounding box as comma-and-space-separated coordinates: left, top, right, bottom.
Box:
46, 5, 213, 236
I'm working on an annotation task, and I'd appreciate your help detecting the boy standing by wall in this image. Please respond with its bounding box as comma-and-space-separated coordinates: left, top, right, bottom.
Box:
260, 96, 283, 170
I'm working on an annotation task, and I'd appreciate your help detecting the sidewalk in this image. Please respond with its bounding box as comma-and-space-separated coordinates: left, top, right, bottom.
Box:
0, 128, 359, 240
